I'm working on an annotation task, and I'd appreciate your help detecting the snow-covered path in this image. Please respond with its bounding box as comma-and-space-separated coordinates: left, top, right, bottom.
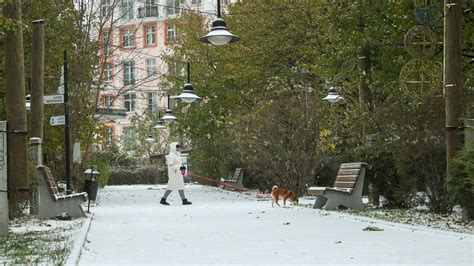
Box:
79, 184, 472, 265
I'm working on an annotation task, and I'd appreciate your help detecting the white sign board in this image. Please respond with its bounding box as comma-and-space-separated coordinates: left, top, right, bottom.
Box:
0, 121, 8, 236
58, 65, 64, 94
58, 85, 64, 95
50, 115, 65, 126
43, 95, 64, 105
73, 142, 81, 163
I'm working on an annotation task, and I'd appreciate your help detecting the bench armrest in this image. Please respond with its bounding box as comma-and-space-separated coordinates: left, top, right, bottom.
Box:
55, 192, 88, 202
326, 187, 353, 195
222, 179, 237, 182
308, 186, 353, 196
307, 187, 328, 196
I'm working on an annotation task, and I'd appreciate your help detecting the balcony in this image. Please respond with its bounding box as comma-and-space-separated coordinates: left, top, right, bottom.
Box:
95, 107, 127, 120
138, 6, 158, 18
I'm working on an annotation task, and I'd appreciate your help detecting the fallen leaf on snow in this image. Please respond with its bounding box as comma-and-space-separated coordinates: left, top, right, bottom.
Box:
363, 226, 384, 231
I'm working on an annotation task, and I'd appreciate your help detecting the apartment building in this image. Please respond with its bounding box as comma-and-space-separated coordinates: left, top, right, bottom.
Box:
96, 0, 232, 149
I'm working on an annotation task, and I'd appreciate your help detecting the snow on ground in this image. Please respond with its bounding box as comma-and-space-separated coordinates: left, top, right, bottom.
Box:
9, 216, 83, 235
79, 184, 473, 265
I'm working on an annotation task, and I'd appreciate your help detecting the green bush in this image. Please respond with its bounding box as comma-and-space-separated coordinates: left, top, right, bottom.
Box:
108, 166, 167, 185
352, 145, 415, 208
81, 146, 141, 188
390, 139, 449, 212
448, 142, 474, 220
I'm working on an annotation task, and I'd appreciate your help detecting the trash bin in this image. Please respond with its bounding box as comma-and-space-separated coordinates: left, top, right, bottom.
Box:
83, 180, 98, 201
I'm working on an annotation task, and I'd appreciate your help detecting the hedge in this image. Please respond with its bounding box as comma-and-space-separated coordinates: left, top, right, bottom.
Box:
108, 166, 167, 185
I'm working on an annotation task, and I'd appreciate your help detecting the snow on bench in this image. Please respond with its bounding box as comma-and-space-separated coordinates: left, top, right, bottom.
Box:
36, 165, 88, 219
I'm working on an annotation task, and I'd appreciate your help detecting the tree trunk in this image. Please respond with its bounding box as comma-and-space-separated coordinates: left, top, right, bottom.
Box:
4, 0, 29, 216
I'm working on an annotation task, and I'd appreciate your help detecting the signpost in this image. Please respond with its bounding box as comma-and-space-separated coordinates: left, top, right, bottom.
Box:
50, 115, 65, 126
43, 94, 64, 105
63, 51, 72, 194
46, 53, 71, 194
0, 121, 8, 236
58, 65, 64, 94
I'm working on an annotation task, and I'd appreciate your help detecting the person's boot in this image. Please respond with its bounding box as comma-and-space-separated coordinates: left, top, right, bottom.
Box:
160, 198, 170, 205
182, 199, 192, 205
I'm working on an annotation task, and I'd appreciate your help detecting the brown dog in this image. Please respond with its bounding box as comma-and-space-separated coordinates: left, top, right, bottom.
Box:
271, 185, 299, 207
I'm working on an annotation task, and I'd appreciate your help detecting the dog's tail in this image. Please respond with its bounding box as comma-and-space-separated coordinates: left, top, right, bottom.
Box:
272, 185, 278, 191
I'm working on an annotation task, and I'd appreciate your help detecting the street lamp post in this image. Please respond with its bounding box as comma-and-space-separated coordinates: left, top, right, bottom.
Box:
154, 119, 166, 130
323, 85, 381, 205
199, 0, 240, 45
322, 87, 344, 103
161, 94, 177, 122
175, 62, 201, 103
146, 130, 155, 144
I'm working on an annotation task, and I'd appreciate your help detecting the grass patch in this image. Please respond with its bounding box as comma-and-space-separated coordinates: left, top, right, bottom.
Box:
338, 208, 472, 234
0, 219, 82, 264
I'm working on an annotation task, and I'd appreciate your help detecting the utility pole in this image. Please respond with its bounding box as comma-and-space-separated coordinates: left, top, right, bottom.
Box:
31, 19, 45, 142
444, 0, 463, 176
4, 0, 29, 213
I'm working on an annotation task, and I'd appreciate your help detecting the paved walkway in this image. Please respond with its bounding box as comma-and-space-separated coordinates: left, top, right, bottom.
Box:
78, 184, 473, 265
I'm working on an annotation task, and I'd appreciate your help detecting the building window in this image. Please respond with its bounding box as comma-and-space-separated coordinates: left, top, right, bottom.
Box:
166, 0, 180, 16
121, 0, 134, 20
191, 0, 201, 4
167, 24, 178, 42
123, 127, 136, 149
104, 95, 113, 108
141, 0, 158, 17
168, 62, 182, 77
123, 61, 135, 85
105, 127, 113, 146
104, 63, 112, 82
102, 31, 111, 56
146, 58, 157, 77
100, 95, 113, 107
145, 25, 156, 46
124, 94, 136, 112
100, 0, 111, 17
148, 92, 157, 112
121, 28, 134, 48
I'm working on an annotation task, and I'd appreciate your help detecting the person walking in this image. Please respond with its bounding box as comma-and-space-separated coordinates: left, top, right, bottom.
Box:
160, 142, 192, 205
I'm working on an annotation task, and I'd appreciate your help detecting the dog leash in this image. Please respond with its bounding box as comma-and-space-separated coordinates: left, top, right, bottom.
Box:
186, 171, 250, 192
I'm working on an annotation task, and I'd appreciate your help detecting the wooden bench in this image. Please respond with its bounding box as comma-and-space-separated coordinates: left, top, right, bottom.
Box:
308, 162, 367, 210
36, 165, 88, 219
220, 168, 244, 190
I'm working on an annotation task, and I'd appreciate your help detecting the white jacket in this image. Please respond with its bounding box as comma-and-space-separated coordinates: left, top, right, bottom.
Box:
165, 142, 184, 191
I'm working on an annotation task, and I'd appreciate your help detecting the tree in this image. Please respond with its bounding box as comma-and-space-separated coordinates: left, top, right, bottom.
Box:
3, 0, 29, 217
127, 111, 170, 164
160, 1, 472, 213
